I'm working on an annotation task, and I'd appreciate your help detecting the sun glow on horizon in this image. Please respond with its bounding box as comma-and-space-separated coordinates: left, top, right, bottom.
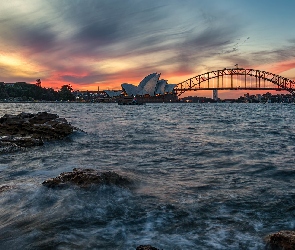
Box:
0, 53, 45, 79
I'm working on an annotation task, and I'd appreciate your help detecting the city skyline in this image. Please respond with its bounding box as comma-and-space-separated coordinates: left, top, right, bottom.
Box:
0, 0, 295, 98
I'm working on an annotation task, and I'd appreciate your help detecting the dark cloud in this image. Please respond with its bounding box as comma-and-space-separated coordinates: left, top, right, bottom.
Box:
45, 0, 170, 51
171, 9, 243, 73
0, 3, 58, 53
62, 73, 107, 85
271, 47, 295, 62
243, 45, 295, 68
16, 24, 57, 53
75, 21, 120, 46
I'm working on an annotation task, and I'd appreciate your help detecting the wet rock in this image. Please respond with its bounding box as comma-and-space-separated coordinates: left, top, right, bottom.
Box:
265, 230, 295, 250
136, 245, 160, 250
0, 141, 23, 153
42, 168, 132, 188
0, 185, 12, 193
0, 136, 43, 147
0, 112, 75, 150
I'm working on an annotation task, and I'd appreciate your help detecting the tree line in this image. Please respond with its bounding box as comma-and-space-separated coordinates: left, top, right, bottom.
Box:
0, 83, 75, 101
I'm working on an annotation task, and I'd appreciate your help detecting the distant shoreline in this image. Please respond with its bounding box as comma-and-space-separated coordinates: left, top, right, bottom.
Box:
0, 101, 294, 104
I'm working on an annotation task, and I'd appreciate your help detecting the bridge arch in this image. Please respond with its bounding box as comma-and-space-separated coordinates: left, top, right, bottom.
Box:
175, 68, 295, 96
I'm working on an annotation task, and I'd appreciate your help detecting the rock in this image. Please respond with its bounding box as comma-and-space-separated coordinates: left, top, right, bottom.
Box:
0, 185, 12, 193
42, 168, 132, 188
0, 140, 23, 153
136, 245, 160, 250
265, 230, 295, 250
0, 136, 43, 147
0, 112, 75, 150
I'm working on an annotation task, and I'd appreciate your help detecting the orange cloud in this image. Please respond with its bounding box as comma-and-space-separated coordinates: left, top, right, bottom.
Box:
255, 60, 295, 79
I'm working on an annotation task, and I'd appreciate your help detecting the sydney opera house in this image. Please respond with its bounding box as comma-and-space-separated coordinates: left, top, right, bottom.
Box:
121, 73, 176, 96
105, 73, 178, 102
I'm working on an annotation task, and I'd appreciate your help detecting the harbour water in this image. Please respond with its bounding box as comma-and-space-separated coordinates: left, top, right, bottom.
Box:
0, 103, 295, 249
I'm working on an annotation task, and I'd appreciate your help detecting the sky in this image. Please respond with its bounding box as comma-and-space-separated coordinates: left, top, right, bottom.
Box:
0, 0, 295, 98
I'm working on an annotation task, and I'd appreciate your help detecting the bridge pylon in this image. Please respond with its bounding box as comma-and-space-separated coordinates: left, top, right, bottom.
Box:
213, 89, 218, 101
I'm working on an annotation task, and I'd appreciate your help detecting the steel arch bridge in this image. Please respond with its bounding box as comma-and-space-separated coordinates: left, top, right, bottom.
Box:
175, 68, 295, 96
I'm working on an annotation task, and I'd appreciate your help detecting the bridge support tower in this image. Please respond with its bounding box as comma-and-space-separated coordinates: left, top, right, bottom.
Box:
213, 89, 218, 101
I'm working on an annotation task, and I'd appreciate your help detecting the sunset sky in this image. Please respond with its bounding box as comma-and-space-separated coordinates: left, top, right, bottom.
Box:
1, 0, 295, 98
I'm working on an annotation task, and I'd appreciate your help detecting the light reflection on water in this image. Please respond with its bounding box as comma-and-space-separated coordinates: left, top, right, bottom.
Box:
0, 103, 295, 249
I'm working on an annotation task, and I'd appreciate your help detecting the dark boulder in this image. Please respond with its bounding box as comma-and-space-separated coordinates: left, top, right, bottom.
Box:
265, 230, 295, 250
0, 112, 75, 151
42, 168, 132, 188
0, 185, 12, 193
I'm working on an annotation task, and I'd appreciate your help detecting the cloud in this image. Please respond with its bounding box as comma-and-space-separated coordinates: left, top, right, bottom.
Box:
170, 8, 244, 74
1, 0, 294, 89
244, 43, 295, 71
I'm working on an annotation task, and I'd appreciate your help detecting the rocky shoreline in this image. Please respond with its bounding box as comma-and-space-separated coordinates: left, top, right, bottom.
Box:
0, 112, 75, 153
265, 231, 295, 250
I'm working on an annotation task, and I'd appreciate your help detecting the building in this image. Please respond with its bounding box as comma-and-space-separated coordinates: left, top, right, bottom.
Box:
119, 73, 178, 102
73, 90, 112, 102
73, 73, 178, 102
121, 73, 176, 97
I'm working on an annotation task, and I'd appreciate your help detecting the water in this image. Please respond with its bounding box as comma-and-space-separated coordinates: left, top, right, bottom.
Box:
1, 103, 295, 249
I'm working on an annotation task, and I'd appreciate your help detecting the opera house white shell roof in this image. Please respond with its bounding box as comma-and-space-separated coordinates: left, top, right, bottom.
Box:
121, 73, 176, 96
